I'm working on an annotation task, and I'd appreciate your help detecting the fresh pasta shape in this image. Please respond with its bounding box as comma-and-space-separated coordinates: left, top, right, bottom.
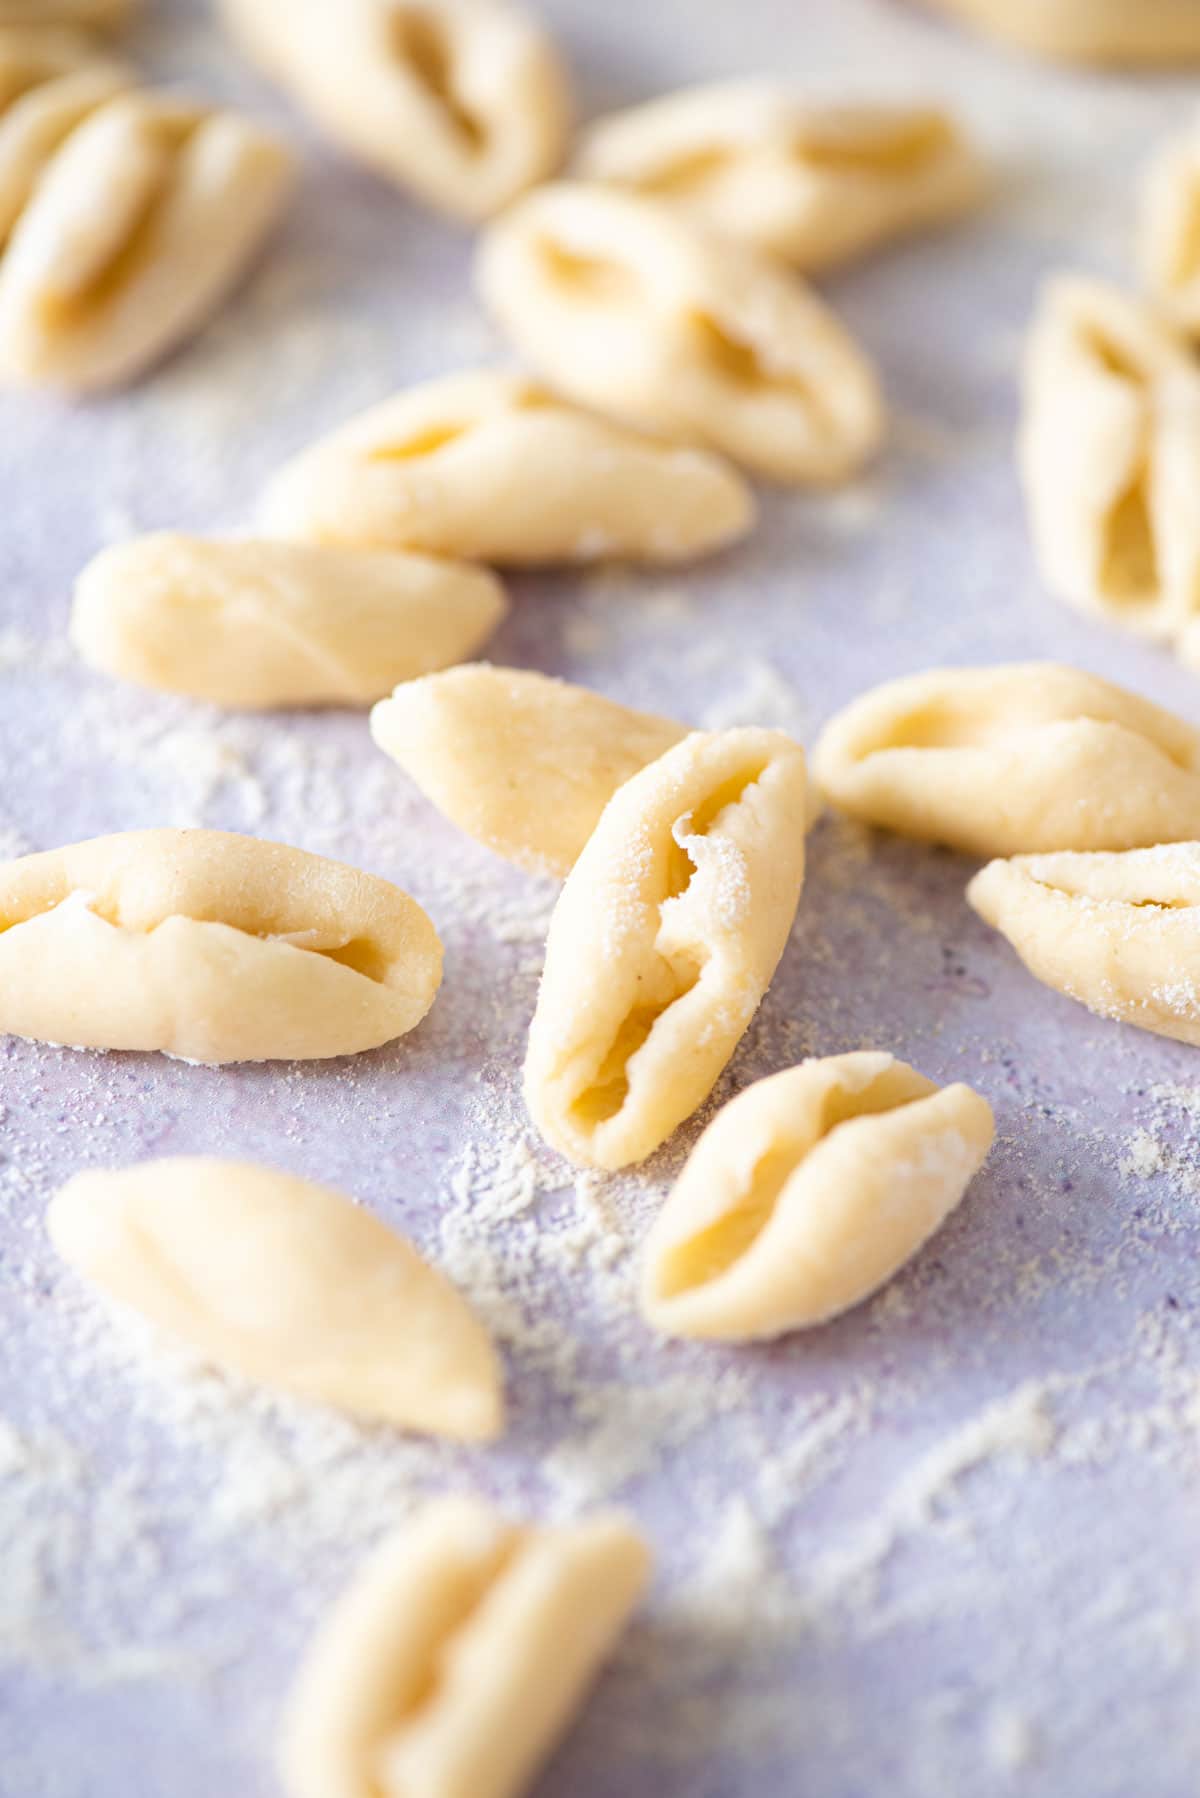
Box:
0, 88, 293, 391
279, 1498, 650, 1798
574, 87, 983, 271
261, 369, 755, 566
0, 27, 132, 244
1018, 277, 1200, 639
813, 662, 1200, 856
476, 181, 884, 485
922, 0, 1200, 63
72, 534, 508, 709
48, 1159, 503, 1439
969, 844, 1200, 1046
1140, 120, 1200, 334
641, 1053, 994, 1340
0, 1, 132, 25
221, 0, 569, 223
0, 829, 442, 1062
524, 728, 808, 1170
371, 665, 688, 877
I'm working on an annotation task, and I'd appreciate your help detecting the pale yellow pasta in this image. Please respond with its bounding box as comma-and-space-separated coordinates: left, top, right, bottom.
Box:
813, 662, 1200, 856
279, 1498, 650, 1798
574, 86, 983, 271
261, 369, 755, 566
921, 0, 1200, 63
0, 829, 442, 1062
0, 1, 132, 25
1018, 277, 1200, 639
221, 0, 569, 223
0, 89, 293, 390
524, 728, 808, 1170
48, 1159, 503, 1440
641, 1053, 994, 1340
476, 181, 884, 485
72, 534, 508, 709
371, 665, 688, 877
0, 28, 133, 244
969, 844, 1200, 1046
1140, 120, 1200, 334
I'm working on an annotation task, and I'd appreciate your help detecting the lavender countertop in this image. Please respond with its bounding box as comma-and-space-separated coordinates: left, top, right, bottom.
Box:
0, 2, 1197, 1794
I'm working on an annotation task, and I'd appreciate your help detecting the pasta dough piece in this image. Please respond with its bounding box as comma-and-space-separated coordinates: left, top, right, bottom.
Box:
574, 87, 983, 271
1018, 277, 1200, 639
476, 181, 884, 485
921, 0, 1200, 63
280, 1499, 649, 1798
371, 665, 688, 876
525, 728, 808, 1170
260, 369, 755, 566
72, 534, 508, 709
1140, 120, 1200, 335
0, 88, 293, 391
0, 1, 132, 25
813, 662, 1200, 856
221, 0, 569, 223
968, 844, 1200, 1046
641, 1053, 994, 1340
48, 1160, 503, 1440
0, 829, 442, 1062
0, 28, 133, 244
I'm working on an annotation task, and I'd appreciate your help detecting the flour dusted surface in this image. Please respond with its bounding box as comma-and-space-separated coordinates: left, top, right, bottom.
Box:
1, 0, 1198, 1795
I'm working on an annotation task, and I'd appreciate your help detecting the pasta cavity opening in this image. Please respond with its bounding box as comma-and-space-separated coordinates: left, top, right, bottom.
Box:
42, 114, 199, 322
371, 1535, 522, 1767
1079, 324, 1147, 387
687, 763, 769, 836
569, 759, 773, 1135
1026, 871, 1194, 910
1099, 470, 1160, 607
17, 896, 397, 986
369, 423, 469, 461
655, 1142, 797, 1296
655, 1064, 930, 1297
791, 116, 952, 175
688, 310, 825, 417
270, 926, 394, 984
537, 236, 641, 306
390, 9, 484, 152
569, 953, 703, 1127
858, 696, 989, 753
638, 146, 733, 196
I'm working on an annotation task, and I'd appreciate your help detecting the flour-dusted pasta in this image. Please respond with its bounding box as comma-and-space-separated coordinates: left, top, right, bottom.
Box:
279, 1498, 650, 1798
72, 534, 508, 709
476, 182, 884, 485
371, 665, 688, 877
261, 369, 755, 566
813, 662, 1200, 856
921, 0, 1200, 63
0, 27, 133, 244
969, 844, 1200, 1046
525, 728, 808, 1170
1018, 278, 1200, 639
49, 1159, 503, 1439
0, 1, 132, 24
574, 86, 983, 271
0, 89, 293, 390
221, 0, 568, 222
641, 1053, 994, 1340
0, 830, 442, 1062
1140, 120, 1200, 334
